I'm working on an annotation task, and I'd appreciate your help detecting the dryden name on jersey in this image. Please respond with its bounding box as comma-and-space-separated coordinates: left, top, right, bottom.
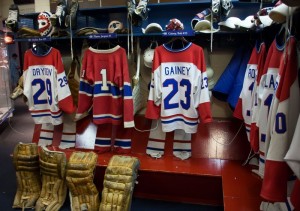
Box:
164, 65, 191, 76
31, 67, 53, 76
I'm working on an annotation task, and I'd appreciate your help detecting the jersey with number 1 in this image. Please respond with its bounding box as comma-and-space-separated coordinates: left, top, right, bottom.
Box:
23, 47, 75, 125
251, 38, 285, 178
145, 43, 212, 133
233, 42, 266, 142
76, 46, 134, 128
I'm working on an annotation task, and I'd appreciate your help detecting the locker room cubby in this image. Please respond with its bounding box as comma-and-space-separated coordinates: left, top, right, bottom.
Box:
14, 1, 271, 210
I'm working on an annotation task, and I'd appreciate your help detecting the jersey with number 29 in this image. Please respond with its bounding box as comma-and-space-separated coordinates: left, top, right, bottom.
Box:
23, 47, 75, 125
145, 43, 212, 133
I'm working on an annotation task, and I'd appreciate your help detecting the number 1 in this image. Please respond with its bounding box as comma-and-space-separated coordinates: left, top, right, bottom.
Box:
100, 69, 109, 91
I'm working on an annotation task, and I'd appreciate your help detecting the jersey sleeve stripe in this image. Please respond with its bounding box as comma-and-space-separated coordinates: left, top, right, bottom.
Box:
79, 81, 94, 95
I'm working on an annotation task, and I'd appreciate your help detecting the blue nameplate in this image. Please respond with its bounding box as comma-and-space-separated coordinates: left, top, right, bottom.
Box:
28, 37, 51, 42
88, 33, 117, 39
162, 30, 195, 37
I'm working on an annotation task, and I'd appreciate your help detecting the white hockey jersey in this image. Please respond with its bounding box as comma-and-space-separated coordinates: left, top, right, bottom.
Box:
234, 42, 266, 143
261, 36, 300, 202
250, 37, 284, 178
145, 43, 212, 133
23, 47, 75, 125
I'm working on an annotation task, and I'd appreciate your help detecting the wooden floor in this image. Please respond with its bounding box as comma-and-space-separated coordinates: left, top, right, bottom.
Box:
46, 115, 263, 210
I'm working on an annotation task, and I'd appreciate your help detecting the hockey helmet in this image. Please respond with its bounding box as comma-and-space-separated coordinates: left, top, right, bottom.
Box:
166, 18, 184, 31
206, 66, 215, 90
144, 41, 158, 68
142, 23, 163, 34
37, 11, 54, 37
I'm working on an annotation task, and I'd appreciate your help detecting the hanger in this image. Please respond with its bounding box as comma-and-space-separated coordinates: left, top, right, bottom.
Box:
165, 36, 189, 50
276, 23, 289, 47
32, 42, 51, 56
91, 39, 116, 50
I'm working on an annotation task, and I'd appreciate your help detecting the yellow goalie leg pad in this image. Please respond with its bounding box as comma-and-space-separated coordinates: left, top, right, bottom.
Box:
99, 155, 140, 211
66, 151, 100, 211
12, 143, 41, 209
35, 146, 67, 211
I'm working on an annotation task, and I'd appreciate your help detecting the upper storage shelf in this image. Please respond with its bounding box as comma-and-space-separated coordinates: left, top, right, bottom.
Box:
16, 0, 264, 40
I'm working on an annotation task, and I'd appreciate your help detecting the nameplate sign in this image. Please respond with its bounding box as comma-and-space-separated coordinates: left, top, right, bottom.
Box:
162, 30, 195, 37
88, 33, 117, 39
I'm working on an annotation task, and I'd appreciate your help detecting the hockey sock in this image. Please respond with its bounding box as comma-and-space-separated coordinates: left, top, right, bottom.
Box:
38, 123, 54, 146
59, 114, 76, 149
113, 125, 133, 154
94, 124, 112, 153
173, 129, 192, 160
146, 119, 166, 158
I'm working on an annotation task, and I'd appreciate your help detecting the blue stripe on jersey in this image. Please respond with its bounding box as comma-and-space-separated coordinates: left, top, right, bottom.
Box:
288, 175, 297, 181
147, 147, 164, 152
94, 83, 121, 96
246, 110, 251, 116
123, 84, 133, 97
161, 118, 198, 126
261, 134, 266, 142
94, 116, 122, 120
39, 136, 53, 141
32, 112, 63, 118
95, 139, 111, 145
114, 140, 131, 147
60, 139, 75, 143
173, 148, 192, 152
286, 201, 292, 211
259, 157, 265, 163
80, 81, 93, 95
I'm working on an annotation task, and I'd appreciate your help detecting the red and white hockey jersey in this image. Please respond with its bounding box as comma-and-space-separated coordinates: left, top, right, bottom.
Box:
250, 37, 285, 178
233, 42, 266, 143
145, 43, 212, 133
76, 46, 134, 128
23, 47, 75, 125
285, 113, 300, 179
261, 36, 300, 202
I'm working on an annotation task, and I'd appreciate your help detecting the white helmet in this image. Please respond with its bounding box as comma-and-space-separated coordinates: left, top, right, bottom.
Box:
206, 66, 215, 90
37, 11, 54, 37
143, 41, 158, 68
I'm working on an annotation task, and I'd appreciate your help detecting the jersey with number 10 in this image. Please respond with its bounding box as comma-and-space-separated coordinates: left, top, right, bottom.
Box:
145, 43, 212, 133
261, 36, 299, 202
76, 46, 134, 128
23, 47, 75, 125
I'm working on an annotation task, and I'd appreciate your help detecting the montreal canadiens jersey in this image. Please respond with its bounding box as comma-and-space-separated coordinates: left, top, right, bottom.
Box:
145, 43, 212, 133
285, 114, 300, 179
23, 47, 75, 125
250, 37, 285, 178
76, 46, 134, 128
234, 42, 266, 143
261, 37, 300, 202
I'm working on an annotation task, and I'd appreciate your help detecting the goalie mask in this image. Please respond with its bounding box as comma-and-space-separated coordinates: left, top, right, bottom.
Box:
37, 11, 54, 37
108, 20, 124, 33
